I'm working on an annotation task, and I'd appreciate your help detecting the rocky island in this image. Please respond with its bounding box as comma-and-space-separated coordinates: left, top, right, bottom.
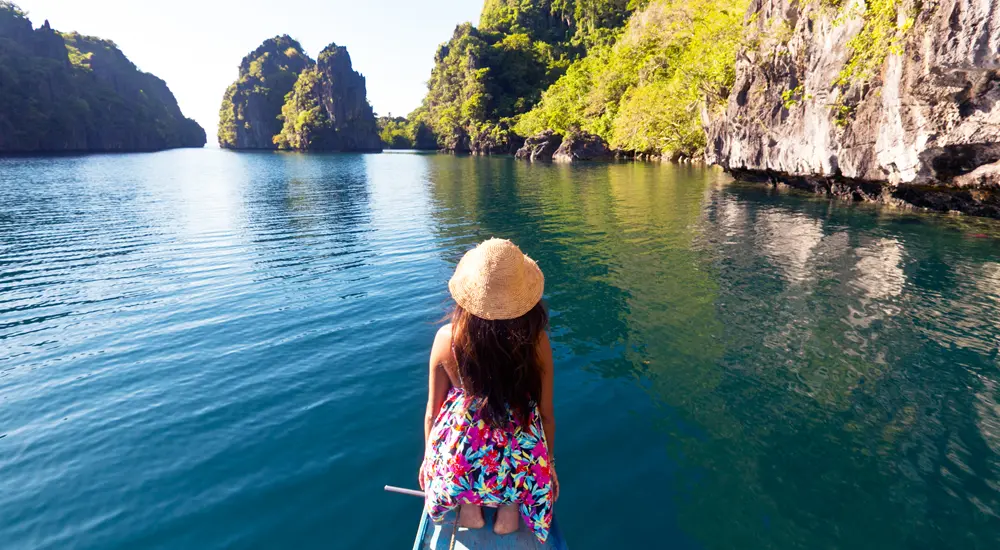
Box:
219, 37, 381, 152
0, 2, 205, 153
217, 36, 313, 150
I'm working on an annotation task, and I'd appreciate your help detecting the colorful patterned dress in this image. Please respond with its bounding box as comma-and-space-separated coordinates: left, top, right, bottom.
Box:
422, 387, 554, 542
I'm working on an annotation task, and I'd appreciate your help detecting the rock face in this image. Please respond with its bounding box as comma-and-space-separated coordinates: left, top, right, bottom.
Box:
272, 44, 382, 152
552, 131, 611, 162
706, 0, 1000, 216
515, 130, 563, 161
218, 36, 312, 149
0, 4, 205, 152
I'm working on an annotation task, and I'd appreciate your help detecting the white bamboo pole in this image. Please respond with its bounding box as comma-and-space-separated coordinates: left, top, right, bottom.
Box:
384, 485, 426, 498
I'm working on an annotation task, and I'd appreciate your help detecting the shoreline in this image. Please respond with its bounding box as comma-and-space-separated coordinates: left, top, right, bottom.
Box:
729, 169, 1000, 220
0, 145, 207, 158
6, 147, 998, 221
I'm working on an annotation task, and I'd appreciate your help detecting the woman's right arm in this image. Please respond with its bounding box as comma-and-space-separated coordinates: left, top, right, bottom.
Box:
425, 325, 453, 444
420, 325, 453, 490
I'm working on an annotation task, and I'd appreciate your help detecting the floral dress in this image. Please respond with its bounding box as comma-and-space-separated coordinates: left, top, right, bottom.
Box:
422, 387, 554, 542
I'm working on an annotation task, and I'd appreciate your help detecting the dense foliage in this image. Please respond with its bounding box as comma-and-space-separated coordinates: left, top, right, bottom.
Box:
516, 0, 748, 157
218, 35, 312, 149
377, 116, 412, 149
404, 0, 747, 157
0, 2, 205, 152
407, 0, 634, 152
480, 0, 640, 50
272, 67, 325, 150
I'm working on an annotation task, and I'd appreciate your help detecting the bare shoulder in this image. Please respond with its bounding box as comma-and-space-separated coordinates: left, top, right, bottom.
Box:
435, 323, 453, 347
430, 324, 453, 362
536, 330, 553, 369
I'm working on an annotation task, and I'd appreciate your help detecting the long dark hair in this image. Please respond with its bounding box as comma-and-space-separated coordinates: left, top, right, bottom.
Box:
450, 301, 548, 428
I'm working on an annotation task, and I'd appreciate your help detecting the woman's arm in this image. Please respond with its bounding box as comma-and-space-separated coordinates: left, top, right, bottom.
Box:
424, 325, 454, 446
420, 325, 454, 490
537, 330, 558, 500
538, 331, 556, 461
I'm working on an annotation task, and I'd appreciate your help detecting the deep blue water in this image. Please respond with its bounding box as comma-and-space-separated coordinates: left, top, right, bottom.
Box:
2, 150, 1000, 549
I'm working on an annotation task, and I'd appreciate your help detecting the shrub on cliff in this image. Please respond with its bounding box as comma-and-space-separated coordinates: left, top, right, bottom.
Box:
272, 68, 326, 150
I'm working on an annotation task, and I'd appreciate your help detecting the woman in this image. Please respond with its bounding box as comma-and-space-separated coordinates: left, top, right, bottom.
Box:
419, 238, 558, 541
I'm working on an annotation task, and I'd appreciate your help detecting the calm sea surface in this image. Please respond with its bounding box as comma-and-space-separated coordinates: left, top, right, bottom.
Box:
2, 150, 1000, 549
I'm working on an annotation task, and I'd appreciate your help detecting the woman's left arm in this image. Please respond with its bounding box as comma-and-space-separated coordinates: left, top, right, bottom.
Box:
424, 326, 453, 443
537, 331, 558, 500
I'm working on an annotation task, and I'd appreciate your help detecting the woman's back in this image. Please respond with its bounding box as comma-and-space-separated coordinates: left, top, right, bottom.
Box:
420, 239, 558, 541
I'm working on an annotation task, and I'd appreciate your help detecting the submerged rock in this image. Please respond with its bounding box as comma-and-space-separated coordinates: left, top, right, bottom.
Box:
706, 0, 1000, 217
552, 131, 611, 162
515, 130, 563, 161
273, 44, 382, 152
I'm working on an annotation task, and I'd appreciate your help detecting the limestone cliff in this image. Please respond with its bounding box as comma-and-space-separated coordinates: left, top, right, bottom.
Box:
707, 0, 1000, 216
0, 3, 205, 152
273, 43, 382, 152
218, 36, 312, 149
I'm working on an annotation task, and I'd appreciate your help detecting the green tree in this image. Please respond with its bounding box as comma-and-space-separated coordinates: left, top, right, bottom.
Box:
377, 115, 413, 149
411, 0, 637, 150
517, 0, 748, 157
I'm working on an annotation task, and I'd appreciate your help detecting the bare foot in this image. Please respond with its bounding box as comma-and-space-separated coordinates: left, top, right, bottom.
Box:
493, 504, 519, 535
458, 504, 485, 529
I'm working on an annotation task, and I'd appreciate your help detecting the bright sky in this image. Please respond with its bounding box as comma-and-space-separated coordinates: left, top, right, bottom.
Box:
15, 0, 485, 144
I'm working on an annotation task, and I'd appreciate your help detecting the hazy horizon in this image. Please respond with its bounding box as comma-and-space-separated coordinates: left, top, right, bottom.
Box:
14, 0, 485, 145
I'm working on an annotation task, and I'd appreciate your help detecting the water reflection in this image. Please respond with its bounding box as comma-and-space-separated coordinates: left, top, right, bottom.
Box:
686, 185, 1000, 548
757, 209, 826, 284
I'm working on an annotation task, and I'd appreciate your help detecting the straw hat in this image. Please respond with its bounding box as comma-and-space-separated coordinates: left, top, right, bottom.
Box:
448, 238, 544, 320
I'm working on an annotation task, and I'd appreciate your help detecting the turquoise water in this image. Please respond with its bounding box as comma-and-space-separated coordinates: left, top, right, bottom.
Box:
2, 150, 1000, 549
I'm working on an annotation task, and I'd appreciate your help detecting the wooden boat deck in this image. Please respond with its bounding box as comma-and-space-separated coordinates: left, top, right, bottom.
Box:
413, 508, 568, 550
